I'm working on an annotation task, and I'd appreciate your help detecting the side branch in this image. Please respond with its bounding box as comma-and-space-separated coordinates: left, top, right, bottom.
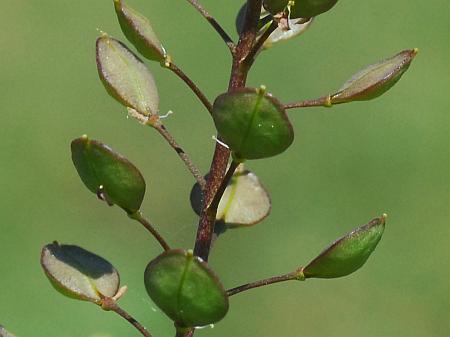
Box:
238, 0, 263, 53
244, 20, 278, 66
152, 121, 207, 190
185, 0, 235, 53
284, 95, 332, 109
164, 60, 213, 114
227, 270, 301, 297
193, 142, 230, 260
207, 160, 239, 212
102, 298, 153, 337
175, 328, 195, 337
129, 211, 171, 251
230, 0, 263, 86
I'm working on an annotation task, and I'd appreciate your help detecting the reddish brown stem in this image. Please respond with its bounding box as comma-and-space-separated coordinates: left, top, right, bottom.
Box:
185, 0, 235, 53
153, 122, 207, 190
193, 0, 263, 262
175, 327, 195, 337
165, 61, 213, 114
193, 143, 230, 260
129, 211, 170, 251
284, 95, 332, 109
244, 20, 278, 67
103, 298, 153, 337
207, 160, 240, 213
227, 271, 301, 297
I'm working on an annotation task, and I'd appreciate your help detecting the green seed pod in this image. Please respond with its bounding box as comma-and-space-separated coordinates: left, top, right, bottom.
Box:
301, 215, 386, 279
41, 242, 120, 304
71, 136, 146, 214
144, 249, 229, 328
263, 0, 338, 18
262, 0, 289, 15
96, 34, 159, 116
212, 87, 294, 161
331, 49, 418, 104
114, 0, 166, 62
190, 165, 271, 228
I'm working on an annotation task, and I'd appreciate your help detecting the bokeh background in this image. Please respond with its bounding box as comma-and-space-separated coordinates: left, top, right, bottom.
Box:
1, 0, 449, 336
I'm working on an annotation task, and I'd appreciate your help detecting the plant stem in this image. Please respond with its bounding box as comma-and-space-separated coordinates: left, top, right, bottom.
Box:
184, 0, 235, 53
284, 95, 332, 109
207, 160, 239, 213
193, 1, 262, 261
129, 211, 170, 251
102, 298, 153, 337
227, 270, 301, 296
165, 60, 213, 114
152, 121, 207, 190
232, 0, 263, 85
193, 0, 263, 262
193, 143, 230, 260
175, 327, 195, 337
244, 20, 278, 67
239, 0, 264, 52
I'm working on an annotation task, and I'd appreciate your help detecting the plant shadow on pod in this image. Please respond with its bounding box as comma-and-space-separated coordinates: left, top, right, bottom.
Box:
41, 242, 120, 304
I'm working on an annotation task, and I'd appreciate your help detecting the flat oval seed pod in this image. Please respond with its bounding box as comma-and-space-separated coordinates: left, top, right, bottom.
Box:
235, 3, 271, 36
217, 167, 271, 226
0, 326, 17, 337
144, 249, 229, 328
262, 0, 288, 15
235, 3, 248, 36
96, 35, 159, 115
302, 215, 386, 279
212, 87, 294, 160
41, 242, 120, 303
114, 0, 166, 62
331, 49, 418, 104
291, 0, 338, 18
190, 166, 271, 227
263, 18, 313, 49
263, 0, 338, 18
71, 136, 146, 214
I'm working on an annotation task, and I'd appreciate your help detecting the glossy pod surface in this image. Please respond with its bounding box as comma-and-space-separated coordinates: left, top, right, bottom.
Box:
212, 88, 294, 160
144, 250, 229, 327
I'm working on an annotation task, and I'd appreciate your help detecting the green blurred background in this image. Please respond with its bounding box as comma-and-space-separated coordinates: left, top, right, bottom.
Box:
1, 0, 449, 336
